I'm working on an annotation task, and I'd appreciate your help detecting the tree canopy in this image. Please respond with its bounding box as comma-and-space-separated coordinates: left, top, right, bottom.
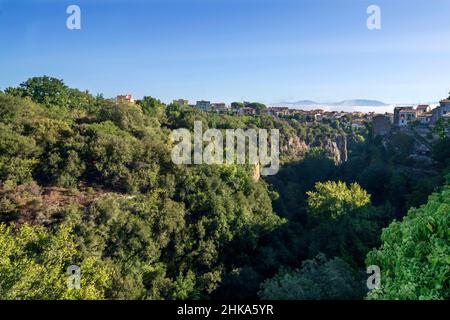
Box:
259, 254, 366, 300
306, 181, 371, 220
366, 184, 450, 300
0, 223, 109, 300
0, 77, 448, 300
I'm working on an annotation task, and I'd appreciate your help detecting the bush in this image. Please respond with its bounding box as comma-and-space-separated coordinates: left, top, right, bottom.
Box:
259, 254, 366, 300
366, 185, 450, 300
0, 223, 110, 299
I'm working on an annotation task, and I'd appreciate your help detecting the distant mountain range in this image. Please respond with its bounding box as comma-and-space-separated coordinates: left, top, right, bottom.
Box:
271, 99, 441, 113
277, 99, 388, 107
271, 99, 394, 113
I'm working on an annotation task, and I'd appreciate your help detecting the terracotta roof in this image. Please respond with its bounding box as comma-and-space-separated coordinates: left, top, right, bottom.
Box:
440, 99, 450, 103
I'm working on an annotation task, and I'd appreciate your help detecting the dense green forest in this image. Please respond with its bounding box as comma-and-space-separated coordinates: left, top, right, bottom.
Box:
0, 77, 448, 300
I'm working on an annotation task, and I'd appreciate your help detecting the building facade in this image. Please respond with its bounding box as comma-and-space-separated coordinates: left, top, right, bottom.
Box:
195, 100, 211, 111
117, 95, 135, 104
372, 114, 392, 136
418, 113, 433, 125
432, 99, 450, 123
240, 107, 256, 115
211, 103, 228, 112
416, 105, 431, 114
398, 109, 417, 126
268, 107, 289, 117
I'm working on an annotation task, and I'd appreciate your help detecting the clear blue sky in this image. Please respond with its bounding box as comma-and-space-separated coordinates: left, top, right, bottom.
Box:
1, 0, 449, 104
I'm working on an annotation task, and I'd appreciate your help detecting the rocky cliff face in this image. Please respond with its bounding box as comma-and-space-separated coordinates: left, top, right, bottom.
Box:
325, 135, 348, 164
281, 134, 348, 164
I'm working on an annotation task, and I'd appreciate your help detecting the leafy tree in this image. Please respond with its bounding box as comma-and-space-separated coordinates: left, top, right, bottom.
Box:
4, 76, 98, 111
306, 204, 394, 266
432, 120, 450, 143
245, 102, 267, 111
0, 124, 41, 186
267, 149, 337, 221
70, 193, 188, 299
231, 102, 245, 109
388, 133, 415, 163
358, 164, 392, 205
306, 181, 371, 220
0, 223, 110, 299
366, 184, 450, 300
259, 254, 366, 300
138, 96, 166, 120
5, 76, 70, 108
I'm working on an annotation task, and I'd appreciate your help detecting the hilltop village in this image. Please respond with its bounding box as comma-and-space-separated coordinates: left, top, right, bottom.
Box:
116, 94, 450, 167
117, 95, 450, 136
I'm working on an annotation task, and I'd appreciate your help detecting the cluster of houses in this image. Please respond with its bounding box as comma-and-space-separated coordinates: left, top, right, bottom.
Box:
171, 99, 368, 121
172, 99, 293, 116
116, 95, 379, 128
172, 99, 296, 116
371, 99, 450, 136
386, 100, 450, 128
389, 99, 450, 127
116, 95, 449, 133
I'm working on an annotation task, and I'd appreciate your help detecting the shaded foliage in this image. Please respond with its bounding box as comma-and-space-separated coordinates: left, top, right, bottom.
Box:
259, 255, 366, 300
366, 184, 450, 300
0, 77, 448, 301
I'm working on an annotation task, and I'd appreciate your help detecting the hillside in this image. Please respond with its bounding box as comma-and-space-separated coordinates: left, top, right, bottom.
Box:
0, 77, 448, 300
